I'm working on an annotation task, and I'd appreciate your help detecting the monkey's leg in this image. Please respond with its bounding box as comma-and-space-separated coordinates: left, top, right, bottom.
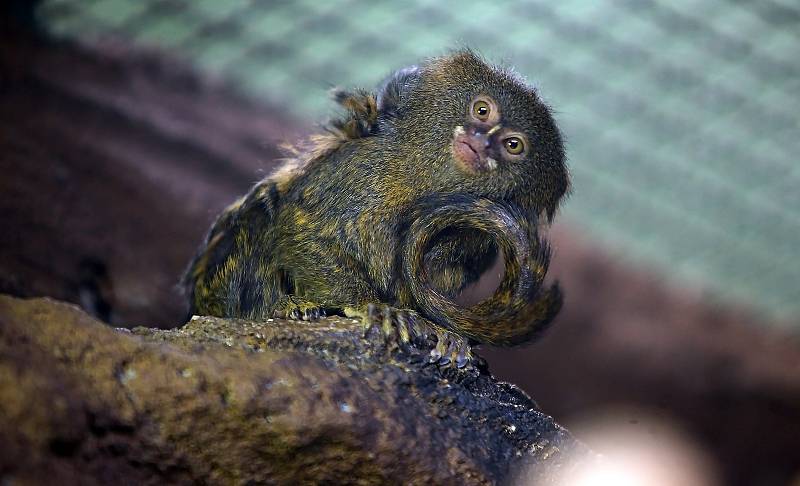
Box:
184, 180, 285, 320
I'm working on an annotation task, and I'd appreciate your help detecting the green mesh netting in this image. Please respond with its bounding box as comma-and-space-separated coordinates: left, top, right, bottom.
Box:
39, 0, 800, 323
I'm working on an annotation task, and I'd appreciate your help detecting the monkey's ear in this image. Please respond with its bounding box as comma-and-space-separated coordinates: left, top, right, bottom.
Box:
329, 87, 380, 139
376, 65, 420, 117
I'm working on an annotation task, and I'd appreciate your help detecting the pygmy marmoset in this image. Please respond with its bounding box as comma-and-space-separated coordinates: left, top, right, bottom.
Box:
184, 50, 569, 365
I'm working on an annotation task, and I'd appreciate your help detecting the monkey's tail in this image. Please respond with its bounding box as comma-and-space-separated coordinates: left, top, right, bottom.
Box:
402, 195, 562, 346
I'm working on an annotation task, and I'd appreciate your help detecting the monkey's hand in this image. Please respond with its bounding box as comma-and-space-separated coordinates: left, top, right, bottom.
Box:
345, 304, 476, 370
273, 296, 329, 321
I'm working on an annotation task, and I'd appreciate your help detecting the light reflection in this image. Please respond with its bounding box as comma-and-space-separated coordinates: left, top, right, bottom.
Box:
521, 407, 721, 486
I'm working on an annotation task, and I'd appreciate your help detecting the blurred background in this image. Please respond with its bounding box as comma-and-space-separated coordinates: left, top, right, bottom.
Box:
2, 1, 799, 485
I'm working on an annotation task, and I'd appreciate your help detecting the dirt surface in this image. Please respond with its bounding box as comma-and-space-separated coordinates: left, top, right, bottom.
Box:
1, 25, 799, 485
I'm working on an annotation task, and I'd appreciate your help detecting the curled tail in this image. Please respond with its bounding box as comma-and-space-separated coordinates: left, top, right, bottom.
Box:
403, 195, 562, 346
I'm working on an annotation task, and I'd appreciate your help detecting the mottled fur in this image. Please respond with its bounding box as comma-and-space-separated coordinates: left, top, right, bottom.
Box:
184, 50, 569, 346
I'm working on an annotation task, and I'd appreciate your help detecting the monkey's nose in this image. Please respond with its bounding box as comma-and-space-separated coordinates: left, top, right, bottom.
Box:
453, 127, 494, 173
472, 132, 491, 148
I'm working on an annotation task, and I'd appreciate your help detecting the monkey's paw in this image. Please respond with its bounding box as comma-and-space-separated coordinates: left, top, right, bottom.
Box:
273, 296, 327, 321
346, 303, 475, 370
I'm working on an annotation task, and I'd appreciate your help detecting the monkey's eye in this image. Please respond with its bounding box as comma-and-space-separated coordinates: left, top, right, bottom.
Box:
504, 137, 525, 155
472, 100, 491, 121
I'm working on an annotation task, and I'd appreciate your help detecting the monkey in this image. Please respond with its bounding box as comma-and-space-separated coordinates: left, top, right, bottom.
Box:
183, 50, 569, 365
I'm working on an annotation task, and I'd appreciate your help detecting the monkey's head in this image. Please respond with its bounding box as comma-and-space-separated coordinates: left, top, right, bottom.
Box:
375, 50, 569, 222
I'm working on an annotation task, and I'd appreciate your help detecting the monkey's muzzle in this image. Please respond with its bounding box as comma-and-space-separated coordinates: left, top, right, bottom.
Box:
452, 126, 498, 173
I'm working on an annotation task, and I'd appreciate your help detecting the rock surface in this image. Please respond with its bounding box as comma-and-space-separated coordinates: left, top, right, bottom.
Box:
0, 294, 587, 485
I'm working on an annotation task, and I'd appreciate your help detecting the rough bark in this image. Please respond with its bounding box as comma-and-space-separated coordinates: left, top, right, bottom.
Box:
0, 294, 586, 485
